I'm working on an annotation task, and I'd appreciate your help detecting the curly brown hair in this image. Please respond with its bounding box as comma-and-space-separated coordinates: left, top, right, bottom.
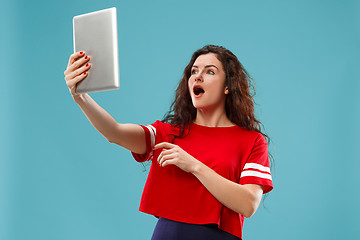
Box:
163, 45, 270, 145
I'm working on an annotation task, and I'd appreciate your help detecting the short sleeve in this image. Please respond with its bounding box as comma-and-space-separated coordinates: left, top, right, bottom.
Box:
131, 120, 173, 163
239, 133, 273, 194
131, 123, 157, 162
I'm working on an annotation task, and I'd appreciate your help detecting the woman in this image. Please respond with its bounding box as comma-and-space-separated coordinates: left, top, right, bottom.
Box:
64, 45, 273, 240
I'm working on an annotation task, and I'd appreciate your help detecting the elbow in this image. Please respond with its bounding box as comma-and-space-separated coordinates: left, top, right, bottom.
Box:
240, 195, 261, 218
242, 203, 257, 218
243, 206, 257, 218
238, 185, 263, 218
107, 137, 117, 144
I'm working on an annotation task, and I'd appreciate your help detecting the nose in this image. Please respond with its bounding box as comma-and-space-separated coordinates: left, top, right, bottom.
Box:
194, 72, 203, 82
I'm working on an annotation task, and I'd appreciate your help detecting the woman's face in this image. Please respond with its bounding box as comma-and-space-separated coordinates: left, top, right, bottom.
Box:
188, 53, 228, 110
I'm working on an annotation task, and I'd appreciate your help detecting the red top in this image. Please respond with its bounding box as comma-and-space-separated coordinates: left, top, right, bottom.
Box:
132, 120, 273, 239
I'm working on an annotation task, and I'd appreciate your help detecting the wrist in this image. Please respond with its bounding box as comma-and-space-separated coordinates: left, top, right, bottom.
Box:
73, 93, 86, 103
191, 160, 205, 175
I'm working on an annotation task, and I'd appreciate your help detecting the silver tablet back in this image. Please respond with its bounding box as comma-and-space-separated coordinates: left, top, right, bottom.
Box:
73, 7, 119, 94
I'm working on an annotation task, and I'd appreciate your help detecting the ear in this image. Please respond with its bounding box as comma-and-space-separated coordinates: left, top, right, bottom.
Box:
224, 86, 229, 95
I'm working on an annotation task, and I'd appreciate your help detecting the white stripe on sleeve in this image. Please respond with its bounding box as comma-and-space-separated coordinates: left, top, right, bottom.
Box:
243, 163, 270, 174
146, 125, 156, 148
240, 170, 272, 181
144, 125, 156, 161
148, 125, 156, 135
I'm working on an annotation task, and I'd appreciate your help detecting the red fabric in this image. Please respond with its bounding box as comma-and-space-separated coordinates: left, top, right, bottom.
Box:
132, 120, 273, 239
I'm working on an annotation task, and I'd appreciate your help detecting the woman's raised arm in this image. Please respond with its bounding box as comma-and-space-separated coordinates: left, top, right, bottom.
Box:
64, 51, 146, 155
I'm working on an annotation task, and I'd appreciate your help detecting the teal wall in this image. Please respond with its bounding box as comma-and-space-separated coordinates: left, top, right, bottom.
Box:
1, 0, 359, 239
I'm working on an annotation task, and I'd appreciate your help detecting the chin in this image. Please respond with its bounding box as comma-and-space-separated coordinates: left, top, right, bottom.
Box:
192, 102, 208, 110
191, 96, 217, 110
191, 100, 203, 109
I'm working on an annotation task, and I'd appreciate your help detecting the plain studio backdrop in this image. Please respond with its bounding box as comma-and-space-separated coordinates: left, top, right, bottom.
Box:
1, 0, 359, 239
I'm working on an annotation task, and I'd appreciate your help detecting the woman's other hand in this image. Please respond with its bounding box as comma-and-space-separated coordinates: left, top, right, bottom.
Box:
64, 51, 91, 99
154, 142, 203, 173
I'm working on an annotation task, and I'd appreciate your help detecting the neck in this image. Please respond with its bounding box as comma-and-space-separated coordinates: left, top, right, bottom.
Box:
194, 105, 234, 127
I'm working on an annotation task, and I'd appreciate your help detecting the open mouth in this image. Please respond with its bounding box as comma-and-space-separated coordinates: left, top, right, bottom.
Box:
193, 86, 205, 96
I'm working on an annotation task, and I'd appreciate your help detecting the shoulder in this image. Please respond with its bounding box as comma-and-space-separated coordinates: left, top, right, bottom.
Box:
151, 120, 173, 130
226, 127, 268, 154
231, 126, 266, 143
148, 120, 178, 136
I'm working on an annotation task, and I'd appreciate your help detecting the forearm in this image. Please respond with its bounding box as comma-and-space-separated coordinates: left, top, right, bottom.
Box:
72, 94, 146, 154
64, 52, 145, 151
73, 93, 120, 142
192, 163, 263, 218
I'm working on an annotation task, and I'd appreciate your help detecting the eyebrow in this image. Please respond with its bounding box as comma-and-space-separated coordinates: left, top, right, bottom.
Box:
192, 65, 219, 70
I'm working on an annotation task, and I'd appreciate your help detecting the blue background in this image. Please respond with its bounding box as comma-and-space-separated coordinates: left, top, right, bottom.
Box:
1, 0, 359, 239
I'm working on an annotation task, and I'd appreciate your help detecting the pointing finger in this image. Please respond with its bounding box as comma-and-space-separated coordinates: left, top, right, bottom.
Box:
153, 142, 176, 150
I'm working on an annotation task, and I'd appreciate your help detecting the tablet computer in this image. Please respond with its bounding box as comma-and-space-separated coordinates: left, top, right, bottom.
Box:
73, 7, 119, 94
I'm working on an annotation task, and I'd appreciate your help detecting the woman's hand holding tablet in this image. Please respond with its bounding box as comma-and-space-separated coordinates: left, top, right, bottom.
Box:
64, 51, 91, 99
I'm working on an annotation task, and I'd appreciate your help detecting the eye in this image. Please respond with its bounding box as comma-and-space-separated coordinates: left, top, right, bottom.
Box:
207, 70, 215, 75
191, 69, 198, 75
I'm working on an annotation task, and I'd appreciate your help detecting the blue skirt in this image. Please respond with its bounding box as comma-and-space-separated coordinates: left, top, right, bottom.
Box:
151, 217, 241, 240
